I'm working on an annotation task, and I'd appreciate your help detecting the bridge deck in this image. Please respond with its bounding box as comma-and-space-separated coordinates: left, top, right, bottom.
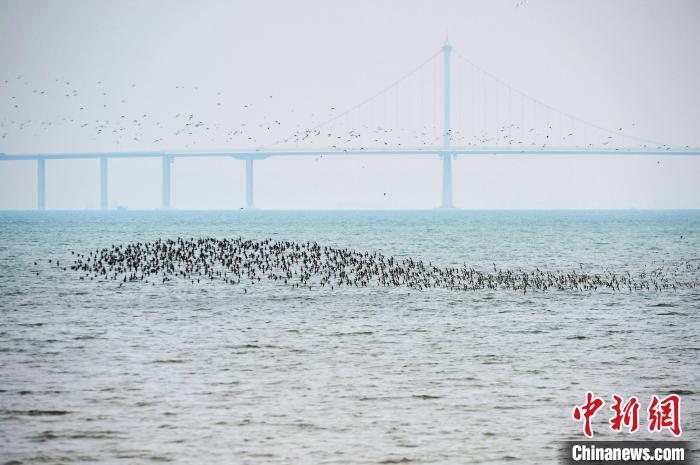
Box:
1, 147, 699, 161
2, 146, 698, 211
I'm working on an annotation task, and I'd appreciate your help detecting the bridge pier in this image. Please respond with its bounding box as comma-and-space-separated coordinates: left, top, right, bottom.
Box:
441, 153, 454, 209
37, 159, 45, 211
162, 154, 172, 209
100, 156, 108, 210
245, 158, 255, 209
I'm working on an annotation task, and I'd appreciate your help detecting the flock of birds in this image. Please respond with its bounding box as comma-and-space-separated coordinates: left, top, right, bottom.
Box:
1, 74, 687, 153
0, 78, 286, 148
58, 237, 700, 293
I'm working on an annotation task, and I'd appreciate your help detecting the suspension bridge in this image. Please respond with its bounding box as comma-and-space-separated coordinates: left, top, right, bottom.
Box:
1, 42, 698, 210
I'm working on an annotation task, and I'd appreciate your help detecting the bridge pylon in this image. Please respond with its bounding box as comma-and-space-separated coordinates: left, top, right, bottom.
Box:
439, 40, 455, 209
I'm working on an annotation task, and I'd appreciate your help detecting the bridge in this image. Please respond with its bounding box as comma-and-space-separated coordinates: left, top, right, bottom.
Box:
1, 42, 698, 210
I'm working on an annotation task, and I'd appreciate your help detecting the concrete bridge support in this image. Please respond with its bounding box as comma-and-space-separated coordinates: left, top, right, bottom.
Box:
100, 156, 108, 210
37, 159, 45, 211
245, 158, 255, 209
162, 154, 172, 209
441, 153, 453, 209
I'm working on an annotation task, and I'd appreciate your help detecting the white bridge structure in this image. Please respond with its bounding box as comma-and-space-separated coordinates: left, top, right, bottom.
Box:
2, 42, 698, 210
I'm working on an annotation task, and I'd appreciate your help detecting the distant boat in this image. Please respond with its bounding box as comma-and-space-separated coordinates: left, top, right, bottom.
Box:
116, 205, 128, 212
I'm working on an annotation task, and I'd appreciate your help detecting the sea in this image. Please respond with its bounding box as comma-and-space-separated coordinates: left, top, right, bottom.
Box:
0, 210, 698, 464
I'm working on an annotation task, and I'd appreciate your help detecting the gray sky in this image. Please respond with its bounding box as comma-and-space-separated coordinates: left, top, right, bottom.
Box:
0, 0, 698, 210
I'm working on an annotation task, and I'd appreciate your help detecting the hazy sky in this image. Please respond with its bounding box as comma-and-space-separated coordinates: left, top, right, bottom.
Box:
0, 0, 698, 210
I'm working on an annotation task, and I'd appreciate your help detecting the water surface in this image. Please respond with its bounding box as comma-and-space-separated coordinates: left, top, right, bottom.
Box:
1, 210, 698, 464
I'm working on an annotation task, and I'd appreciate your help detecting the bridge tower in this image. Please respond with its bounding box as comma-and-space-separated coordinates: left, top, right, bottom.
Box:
440, 40, 454, 209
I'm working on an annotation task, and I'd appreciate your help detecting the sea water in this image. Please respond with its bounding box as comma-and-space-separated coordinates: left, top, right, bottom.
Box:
1, 210, 698, 464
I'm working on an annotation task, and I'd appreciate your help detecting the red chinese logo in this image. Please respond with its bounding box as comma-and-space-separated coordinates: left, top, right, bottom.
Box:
648, 394, 682, 437
610, 394, 640, 433
572, 391, 604, 438
572, 392, 682, 437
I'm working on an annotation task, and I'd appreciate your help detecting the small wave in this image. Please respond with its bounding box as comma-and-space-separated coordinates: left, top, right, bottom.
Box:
144, 455, 173, 462
291, 421, 324, 431
135, 401, 156, 407
494, 405, 528, 410
5, 409, 71, 416
65, 431, 123, 440
31, 431, 59, 442
411, 394, 442, 400
669, 389, 694, 395
380, 458, 413, 464
236, 344, 260, 349
246, 453, 275, 459
357, 395, 402, 402
32, 429, 123, 442
329, 331, 374, 337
